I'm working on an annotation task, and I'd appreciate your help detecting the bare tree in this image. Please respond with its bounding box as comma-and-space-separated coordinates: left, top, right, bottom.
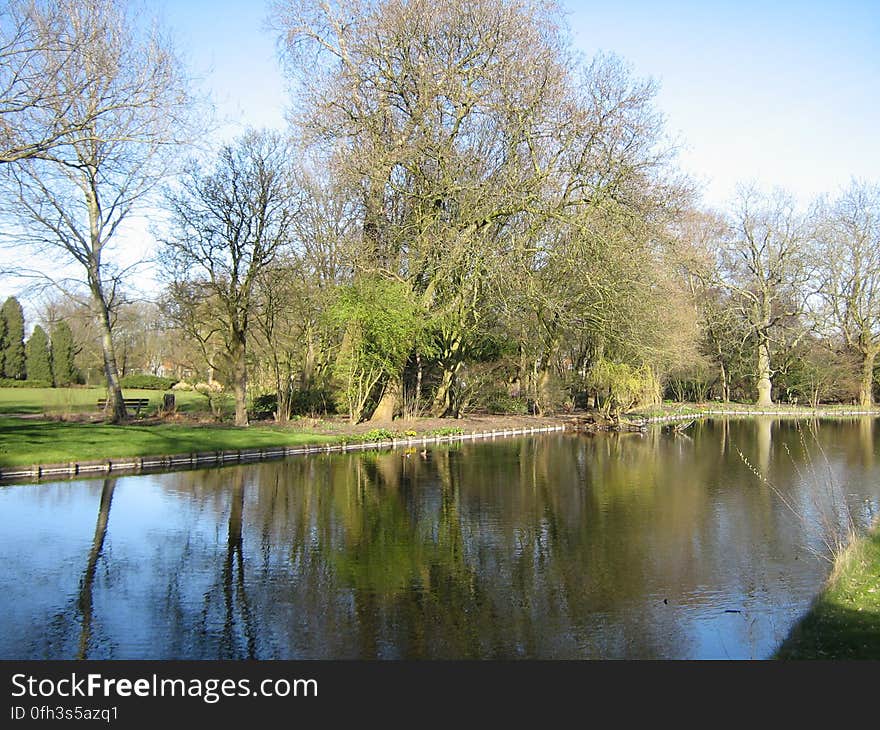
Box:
250, 173, 356, 422
814, 180, 880, 406
0, 0, 196, 421
0, 0, 91, 163
159, 129, 301, 426
711, 187, 812, 406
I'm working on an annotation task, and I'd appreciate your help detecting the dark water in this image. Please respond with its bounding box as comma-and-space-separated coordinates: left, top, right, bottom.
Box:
1, 418, 879, 660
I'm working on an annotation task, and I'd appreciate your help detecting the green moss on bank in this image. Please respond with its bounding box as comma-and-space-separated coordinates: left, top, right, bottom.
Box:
776, 526, 880, 659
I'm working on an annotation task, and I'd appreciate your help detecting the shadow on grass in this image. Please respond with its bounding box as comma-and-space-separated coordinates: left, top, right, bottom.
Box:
776, 528, 880, 659
0, 420, 222, 459
0, 404, 49, 415
776, 602, 880, 659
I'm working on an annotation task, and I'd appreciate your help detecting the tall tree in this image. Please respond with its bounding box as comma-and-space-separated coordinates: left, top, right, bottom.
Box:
50, 319, 76, 386
1, 295, 25, 379
160, 130, 300, 426
706, 188, 812, 406
275, 0, 683, 417
25, 323, 51, 382
814, 180, 880, 407
0, 0, 195, 421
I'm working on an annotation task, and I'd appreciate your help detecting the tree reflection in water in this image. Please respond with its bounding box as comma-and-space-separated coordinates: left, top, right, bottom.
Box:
77, 477, 116, 660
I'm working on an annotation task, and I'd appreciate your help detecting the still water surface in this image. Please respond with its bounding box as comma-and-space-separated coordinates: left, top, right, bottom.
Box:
2, 418, 879, 659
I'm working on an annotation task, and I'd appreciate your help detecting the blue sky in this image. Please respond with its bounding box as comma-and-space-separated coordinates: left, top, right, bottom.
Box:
158, 0, 880, 207
564, 0, 880, 206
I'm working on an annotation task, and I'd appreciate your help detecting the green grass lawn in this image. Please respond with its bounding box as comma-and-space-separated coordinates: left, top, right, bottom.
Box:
0, 416, 342, 468
0, 386, 218, 416
776, 527, 880, 659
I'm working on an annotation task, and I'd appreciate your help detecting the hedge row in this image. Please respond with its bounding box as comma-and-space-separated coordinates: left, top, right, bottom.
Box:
0, 378, 53, 388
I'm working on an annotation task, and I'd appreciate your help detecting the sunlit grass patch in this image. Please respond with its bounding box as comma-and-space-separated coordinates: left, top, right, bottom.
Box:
0, 416, 341, 468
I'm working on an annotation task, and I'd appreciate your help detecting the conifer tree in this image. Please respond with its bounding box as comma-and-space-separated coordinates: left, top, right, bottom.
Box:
51, 321, 76, 386
0, 309, 6, 376
26, 325, 52, 383
1, 297, 26, 379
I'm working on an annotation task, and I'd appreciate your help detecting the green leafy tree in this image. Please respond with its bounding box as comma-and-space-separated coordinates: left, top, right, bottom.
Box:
277, 1, 682, 418
587, 358, 657, 420
50, 320, 76, 386
1, 296, 26, 379
25, 325, 52, 383
328, 277, 426, 422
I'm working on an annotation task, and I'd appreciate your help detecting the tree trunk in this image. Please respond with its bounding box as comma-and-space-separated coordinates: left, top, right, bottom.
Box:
755, 339, 773, 407
432, 337, 464, 417
231, 329, 248, 426
535, 367, 553, 416
78, 477, 116, 660
413, 353, 422, 418
370, 376, 399, 422
535, 339, 562, 415
91, 282, 127, 423
719, 360, 729, 402
300, 328, 315, 390
858, 350, 876, 408
275, 368, 289, 424
432, 363, 460, 417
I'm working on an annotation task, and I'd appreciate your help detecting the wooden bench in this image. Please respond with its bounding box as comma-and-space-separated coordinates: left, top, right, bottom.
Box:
96, 398, 150, 415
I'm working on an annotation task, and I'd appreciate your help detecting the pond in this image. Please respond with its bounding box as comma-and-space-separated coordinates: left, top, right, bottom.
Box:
1, 418, 879, 659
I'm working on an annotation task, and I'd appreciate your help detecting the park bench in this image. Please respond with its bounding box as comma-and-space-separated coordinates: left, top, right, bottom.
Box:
96, 397, 150, 415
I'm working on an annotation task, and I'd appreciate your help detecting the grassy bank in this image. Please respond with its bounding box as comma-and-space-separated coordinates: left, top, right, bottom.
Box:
776, 525, 880, 659
0, 413, 564, 469
0, 416, 342, 468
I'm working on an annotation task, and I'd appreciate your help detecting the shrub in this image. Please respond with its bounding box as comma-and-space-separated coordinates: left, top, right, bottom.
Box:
251, 389, 336, 420
171, 380, 194, 391
251, 393, 278, 419
483, 390, 529, 415
0, 378, 53, 388
327, 276, 427, 422
119, 374, 178, 390
290, 387, 336, 416
361, 428, 396, 442
429, 426, 465, 436
194, 381, 228, 418
588, 358, 658, 418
